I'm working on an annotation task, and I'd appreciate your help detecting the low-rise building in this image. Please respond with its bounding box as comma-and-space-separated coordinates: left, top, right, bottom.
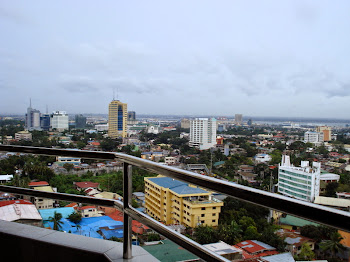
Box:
254, 154, 272, 163
276, 229, 316, 256
56, 156, 81, 167
0, 199, 42, 227
15, 131, 32, 141
234, 240, 279, 259
74, 181, 99, 191
0, 174, 13, 184
26, 181, 56, 209
203, 241, 242, 260
77, 205, 102, 218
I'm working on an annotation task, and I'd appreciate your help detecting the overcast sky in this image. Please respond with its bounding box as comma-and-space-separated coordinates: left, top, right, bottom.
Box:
1, 1, 350, 118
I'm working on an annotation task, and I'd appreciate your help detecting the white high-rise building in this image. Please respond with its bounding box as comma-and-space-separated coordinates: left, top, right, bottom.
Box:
51, 111, 69, 131
189, 118, 217, 150
304, 131, 324, 144
278, 155, 321, 202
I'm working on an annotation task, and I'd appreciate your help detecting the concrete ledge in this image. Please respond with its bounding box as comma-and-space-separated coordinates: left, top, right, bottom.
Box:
0, 220, 159, 262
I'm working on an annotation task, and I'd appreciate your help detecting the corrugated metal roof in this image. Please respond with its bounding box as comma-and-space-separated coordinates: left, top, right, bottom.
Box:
0, 203, 42, 221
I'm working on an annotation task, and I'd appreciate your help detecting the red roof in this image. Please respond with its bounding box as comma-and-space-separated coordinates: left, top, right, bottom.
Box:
65, 202, 78, 208
235, 240, 275, 254
0, 199, 33, 207
78, 205, 96, 210
107, 209, 149, 233
75, 182, 99, 189
29, 181, 49, 187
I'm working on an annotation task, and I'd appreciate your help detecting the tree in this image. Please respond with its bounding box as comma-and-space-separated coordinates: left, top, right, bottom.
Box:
300, 225, 323, 242
100, 138, 118, 151
217, 221, 242, 244
244, 225, 261, 240
319, 232, 346, 259
63, 163, 74, 172
325, 182, 339, 197
68, 212, 82, 224
295, 243, 315, 261
49, 211, 64, 231
193, 225, 219, 244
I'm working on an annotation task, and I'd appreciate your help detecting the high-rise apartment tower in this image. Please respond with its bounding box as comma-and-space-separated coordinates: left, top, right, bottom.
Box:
189, 118, 217, 150
108, 100, 127, 138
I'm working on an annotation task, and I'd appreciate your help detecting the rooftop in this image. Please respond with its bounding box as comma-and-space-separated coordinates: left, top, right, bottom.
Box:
142, 239, 197, 262
148, 176, 209, 195
279, 215, 319, 227
0, 200, 42, 221
29, 181, 50, 187
75, 181, 99, 189
39, 207, 75, 220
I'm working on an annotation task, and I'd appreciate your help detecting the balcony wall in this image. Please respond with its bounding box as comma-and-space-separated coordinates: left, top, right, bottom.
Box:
0, 220, 158, 262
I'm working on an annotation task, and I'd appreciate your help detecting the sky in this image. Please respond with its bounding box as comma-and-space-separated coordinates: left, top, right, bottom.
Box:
1, 1, 350, 118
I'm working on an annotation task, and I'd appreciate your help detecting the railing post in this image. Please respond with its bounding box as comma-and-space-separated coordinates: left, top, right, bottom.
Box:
123, 162, 132, 259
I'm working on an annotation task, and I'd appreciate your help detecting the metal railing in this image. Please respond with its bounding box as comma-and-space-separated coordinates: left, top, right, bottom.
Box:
0, 145, 350, 262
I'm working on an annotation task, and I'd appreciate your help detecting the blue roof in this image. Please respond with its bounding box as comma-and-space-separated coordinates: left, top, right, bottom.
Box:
148, 177, 208, 195
43, 216, 123, 240
148, 177, 186, 189
39, 207, 75, 220
171, 185, 208, 195
100, 228, 123, 239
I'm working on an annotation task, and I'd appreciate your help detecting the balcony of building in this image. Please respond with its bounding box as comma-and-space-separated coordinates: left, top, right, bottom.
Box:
0, 145, 349, 262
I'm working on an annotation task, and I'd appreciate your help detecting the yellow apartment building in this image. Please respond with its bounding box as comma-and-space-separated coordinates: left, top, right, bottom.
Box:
144, 176, 223, 228
108, 100, 127, 138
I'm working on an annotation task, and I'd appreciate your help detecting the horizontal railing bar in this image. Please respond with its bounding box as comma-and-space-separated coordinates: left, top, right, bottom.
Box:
125, 206, 230, 262
0, 185, 120, 208
0, 145, 116, 160
114, 152, 350, 233
0, 145, 349, 233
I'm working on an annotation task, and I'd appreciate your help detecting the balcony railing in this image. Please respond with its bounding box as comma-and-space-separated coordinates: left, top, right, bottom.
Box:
0, 145, 350, 262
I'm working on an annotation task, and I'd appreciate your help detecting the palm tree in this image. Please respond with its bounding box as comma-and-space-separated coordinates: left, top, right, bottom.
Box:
49, 211, 63, 231
319, 232, 346, 259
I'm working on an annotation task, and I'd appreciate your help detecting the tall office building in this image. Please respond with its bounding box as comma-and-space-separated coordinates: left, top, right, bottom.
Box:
316, 126, 331, 141
51, 111, 69, 131
189, 118, 217, 150
127, 111, 136, 121
235, 114, 243, 125
278, 155, 321, 202
75, 114, 87, 129
108, 100, 127, 138
25, 101, 41, 131
144, 176, 223, 227
40, 114, 51, 131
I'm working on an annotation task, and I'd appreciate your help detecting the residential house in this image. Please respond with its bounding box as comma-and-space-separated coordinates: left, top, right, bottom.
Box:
77, 206, 102, 218
234, 240, 279, 260
0, 199, 42, 227
26, 181, 56, 209
276, 229, 316, 256
74, 181, 99, 191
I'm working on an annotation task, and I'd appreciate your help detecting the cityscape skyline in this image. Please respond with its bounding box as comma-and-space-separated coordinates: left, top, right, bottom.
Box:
1, 1, 350, 118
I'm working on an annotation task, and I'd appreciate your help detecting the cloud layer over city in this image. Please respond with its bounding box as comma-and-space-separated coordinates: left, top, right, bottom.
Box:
1, 1, 350, 118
